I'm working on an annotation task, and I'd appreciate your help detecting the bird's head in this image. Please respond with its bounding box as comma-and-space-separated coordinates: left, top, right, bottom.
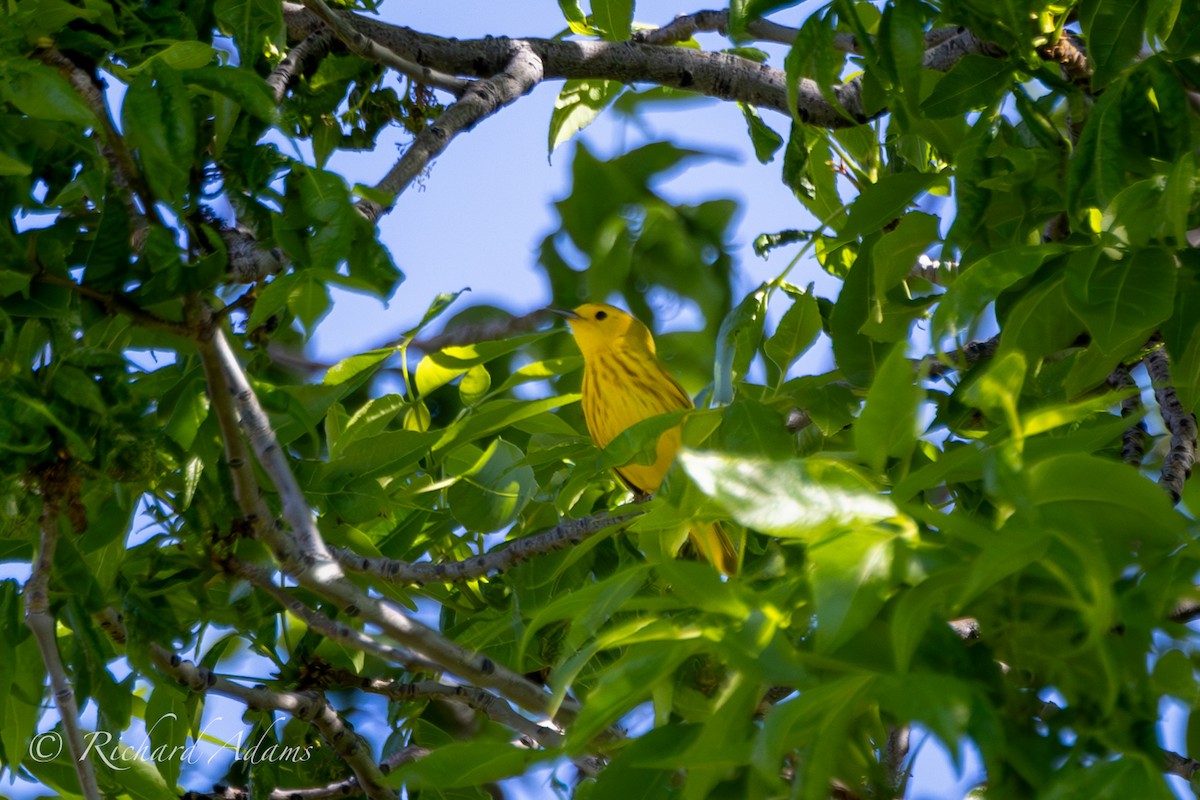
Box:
552, 303, 656, 358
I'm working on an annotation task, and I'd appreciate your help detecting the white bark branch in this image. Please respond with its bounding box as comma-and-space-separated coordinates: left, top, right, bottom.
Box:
25, 489, 102, 800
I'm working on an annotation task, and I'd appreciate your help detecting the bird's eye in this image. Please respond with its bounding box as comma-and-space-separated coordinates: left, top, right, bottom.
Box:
594, 310, 608, 320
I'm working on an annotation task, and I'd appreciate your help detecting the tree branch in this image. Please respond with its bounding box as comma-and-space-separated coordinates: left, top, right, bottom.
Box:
631, 9, 962, 54
234, 560, 442, 675
1145, 342, 1198, 504
359, 42, 545, 220
37, 272, 189, 335
925, 336, 1000, 379
151, 646, 396, 800
281, 4, 859, 126
356, 677, 564, 749
1107, 364, 1147, 465
1164, 749, 1200, 781
301, 0, 470, 97
268, 28, 336, 103
335, 511, 635, 586
25, 470, 102, 800
35, 47, 165, 228
884, 725, 910, 796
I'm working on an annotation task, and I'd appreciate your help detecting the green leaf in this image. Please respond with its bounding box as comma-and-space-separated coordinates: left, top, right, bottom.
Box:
183, 65, 278, 122
318, 429, 440, 488
920, 55, 1013, 119
568, 640, 698, 747
122, 67, 196, 208
855, 343, 922, 472
385, 740, 545, 789
932, 245, 1067, 341
127, 41, 216, 74
712, 398, 793, 458
830, 245, 891, 386
782, 122, 843, 221
52, 364, 107, 416
550, 79, 624, 155
1064, 247, 1175, 353
445, 439, 536, 533
963, 350, 1026, 430
215, 0, 284, 63
809, 523, 902, 652
415, 332, 551, 398
738, 103, 784, 163
592, 0, 633, 40
289, 274, 330, 335
558, 0, 595, 35
1043, 755, 1175, 800
871, 211, 940, 297
997, 274, 1085, 362
1080, 0, 1147, 88
879, 0, 926, 109
459, 364, 491, 405
165, 379, 210, 450
841, 171, 942, 240
0, 150, 31, 177
680, 451, 902, 540
764, 286, 821, 375
1162, 258, 1200, 414
0, 61, 98, 126
323, 347, 398, 387
1027, 453, 1188, 546
146, 685, 189, 788
402, 288, 470, 341
1067, 87, 1125, 213
523, 565, 652, 661
712, 285, 768, 405
755, 675, 874, 799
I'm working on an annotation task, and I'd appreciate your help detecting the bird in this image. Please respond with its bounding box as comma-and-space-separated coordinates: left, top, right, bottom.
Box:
554, 302, 739, 575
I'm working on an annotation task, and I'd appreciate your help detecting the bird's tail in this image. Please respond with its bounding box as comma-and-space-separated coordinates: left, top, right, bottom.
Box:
688, 520, 739, 576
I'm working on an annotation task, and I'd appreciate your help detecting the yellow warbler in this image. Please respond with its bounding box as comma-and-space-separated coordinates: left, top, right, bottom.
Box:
556, 302, 738, 575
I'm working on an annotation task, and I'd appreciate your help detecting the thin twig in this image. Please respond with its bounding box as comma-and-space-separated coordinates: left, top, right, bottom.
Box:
335, 512, 635, 586
235, 560, 442, 675
38, 272, 188, 335
302, 0, 470, 97
25, 471, 102, 800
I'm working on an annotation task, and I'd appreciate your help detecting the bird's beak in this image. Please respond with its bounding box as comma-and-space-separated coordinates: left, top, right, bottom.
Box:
548, 307, 580, 320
